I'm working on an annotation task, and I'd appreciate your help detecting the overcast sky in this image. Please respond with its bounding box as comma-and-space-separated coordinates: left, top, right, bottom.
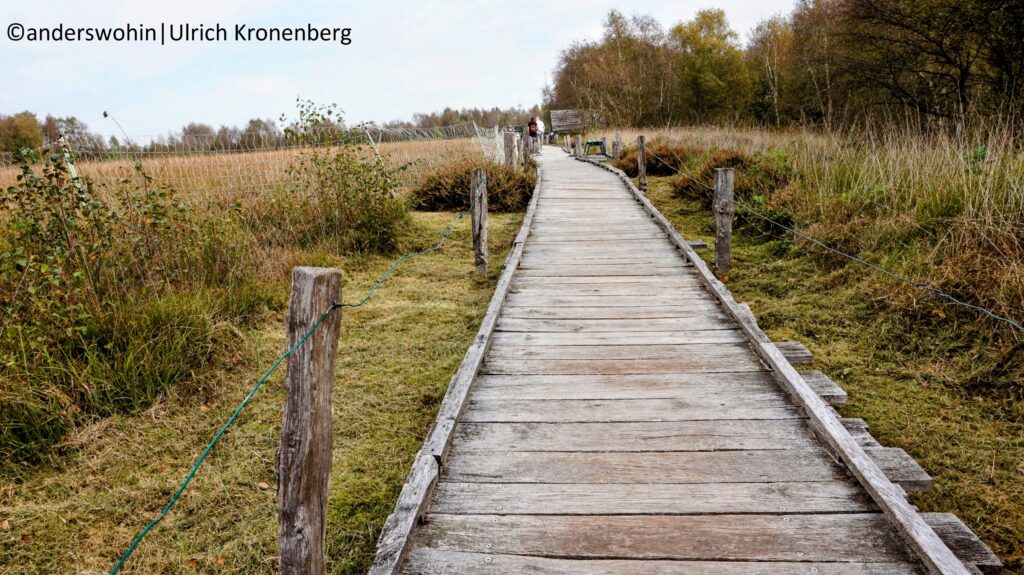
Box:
1, 0, 795, 137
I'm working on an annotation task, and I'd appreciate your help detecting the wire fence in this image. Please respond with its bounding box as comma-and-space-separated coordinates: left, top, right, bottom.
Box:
0, 121, 503, 201
107, 204, 470, 573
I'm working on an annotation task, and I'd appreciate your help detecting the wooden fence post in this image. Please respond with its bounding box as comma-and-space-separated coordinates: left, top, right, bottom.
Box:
470, 167, 488, 275
714, 168, 735, 274
503, 131, 515, 169
637, 135, 648, 191
574, 134, 583, 157
612, 130, 622, 159
600, 136, 607, 156
279, 267, 342, 575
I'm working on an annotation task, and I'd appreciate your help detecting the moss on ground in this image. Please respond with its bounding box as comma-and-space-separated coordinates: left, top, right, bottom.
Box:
0, 210, 522, 574
642, 175, 1023, 571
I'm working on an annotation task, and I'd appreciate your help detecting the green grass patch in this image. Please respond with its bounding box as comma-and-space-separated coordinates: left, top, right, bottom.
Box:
642, 174, 1023, 570
0, 210, 523, 573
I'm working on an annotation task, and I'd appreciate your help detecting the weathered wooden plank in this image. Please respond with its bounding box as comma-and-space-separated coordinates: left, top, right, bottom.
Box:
499, 306, 722, 320
481, 354, 765, 375
867, 447, 933, 492
840, 418, 882, 448
413, 514, 913, 563
401, 549, 920, 575
432, 480, 874, 515
471, 372, 778, 400
369, 453, 440, 575
489, 330, 741, 347
803, 370, 849, 404
579, 155, 968, 574
776, 341, 813, 364
515, 266, 689, 277
519, 256, 682, 267
922, 513, 1002, 574
504, 294, 715, 307
487, 342, 759, 360
511, 275, 701, 285
442, 449, 845, 483
495, 317, 736, 333
451, 419, 810, 452
461, 398, 801, 422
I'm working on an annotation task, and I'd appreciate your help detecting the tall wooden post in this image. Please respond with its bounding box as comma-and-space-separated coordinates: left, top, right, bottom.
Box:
637, 135, 648, 191
470, 168, 488, 275
613, 130, 622, 159
714, 168, 736, 274
503, 131, 515, 169
279, 267, 342, 575
574, 135, 583, 157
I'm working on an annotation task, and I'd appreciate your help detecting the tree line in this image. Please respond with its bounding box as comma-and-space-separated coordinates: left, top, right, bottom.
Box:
0, 112, 288, 155
544, 1, 1024, 127
380, 105, 543, 129
1, 105, 546, 156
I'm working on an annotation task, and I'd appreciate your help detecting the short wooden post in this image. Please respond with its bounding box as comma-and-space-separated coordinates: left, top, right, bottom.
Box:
470, 167, 488, 274
637, 135, 648, 191
714, 168, 735, 274
503, 131, 515, 169
279, 267, 342, 575
600, 136, 607, 156
613, 130, 622, 159
574, 134, 583, 157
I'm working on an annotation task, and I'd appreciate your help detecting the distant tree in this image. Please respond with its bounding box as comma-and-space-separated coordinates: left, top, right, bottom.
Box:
213, 125, 241, 150
42, 115, 61, 143
181, 122, 215, 150
669, 9, 752, 123
241, 118, 281, 149
0, 112, 43, 154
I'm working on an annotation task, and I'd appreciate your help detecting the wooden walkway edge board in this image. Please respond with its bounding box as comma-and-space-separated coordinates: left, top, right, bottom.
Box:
400, 549, 919, 575
367, 168, 544, 575
576, 156, 974, 575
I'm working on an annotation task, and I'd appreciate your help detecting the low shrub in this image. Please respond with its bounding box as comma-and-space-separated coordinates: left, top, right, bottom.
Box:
411, 159, 536, 212
244, 102, 410, 254
613, 141, 703, 177
672, 148, 792, 208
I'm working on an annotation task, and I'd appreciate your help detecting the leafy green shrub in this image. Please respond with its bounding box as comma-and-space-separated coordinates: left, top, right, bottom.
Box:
411, 159, 536, 212
245, 101, 409, 254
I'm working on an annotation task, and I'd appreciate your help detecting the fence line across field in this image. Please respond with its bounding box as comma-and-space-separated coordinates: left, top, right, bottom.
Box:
0, 121, 504, 199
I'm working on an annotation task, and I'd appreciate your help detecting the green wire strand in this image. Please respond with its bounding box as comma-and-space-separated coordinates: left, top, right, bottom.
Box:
108, 303, 339, 574
341, 210, 467, 308
109, 209, 467, 572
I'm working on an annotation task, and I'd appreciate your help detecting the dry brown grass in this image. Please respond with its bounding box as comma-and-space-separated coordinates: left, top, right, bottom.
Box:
0, 138, 482, 207
592, 125, 1024, 328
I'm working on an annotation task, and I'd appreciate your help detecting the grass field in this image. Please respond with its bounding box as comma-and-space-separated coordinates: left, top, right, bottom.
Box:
0, 137, 483, 205
631, 155, 1022, 570
0, 210, 523, 573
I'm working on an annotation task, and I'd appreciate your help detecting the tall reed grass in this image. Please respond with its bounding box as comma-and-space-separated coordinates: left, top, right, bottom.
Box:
597, 124, 1024, 336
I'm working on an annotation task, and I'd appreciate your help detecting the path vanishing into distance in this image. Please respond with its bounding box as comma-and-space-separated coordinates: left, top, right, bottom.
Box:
368, 146, 1001, 575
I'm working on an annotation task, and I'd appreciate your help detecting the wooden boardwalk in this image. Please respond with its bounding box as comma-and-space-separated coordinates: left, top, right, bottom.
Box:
370, 147, 999, 575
